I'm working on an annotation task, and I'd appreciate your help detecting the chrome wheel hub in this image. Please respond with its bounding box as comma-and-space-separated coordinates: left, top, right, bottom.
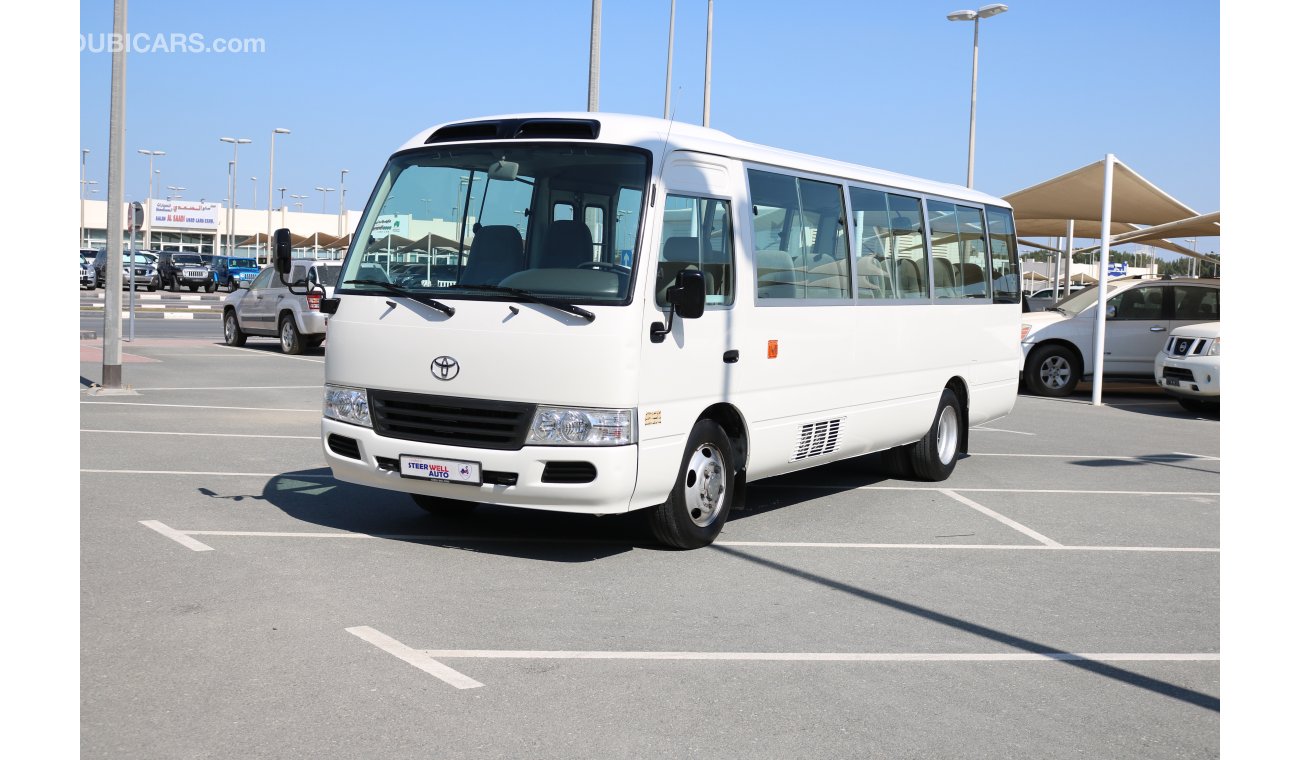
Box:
683, 444, 726, 528
936, 406, 959, 465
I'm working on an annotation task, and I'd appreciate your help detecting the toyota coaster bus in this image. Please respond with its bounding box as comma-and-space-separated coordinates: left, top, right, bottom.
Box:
280, 112, 1022, 549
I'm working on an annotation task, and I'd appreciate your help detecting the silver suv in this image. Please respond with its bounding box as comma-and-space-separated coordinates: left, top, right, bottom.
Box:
1019, 276, 1220, 397
221, 260, 341, 354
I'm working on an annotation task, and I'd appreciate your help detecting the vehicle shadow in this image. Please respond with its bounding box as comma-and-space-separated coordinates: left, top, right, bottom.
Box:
236, 458, 892, 562
1030, 380, 1219, 422
210, 340, 326, 357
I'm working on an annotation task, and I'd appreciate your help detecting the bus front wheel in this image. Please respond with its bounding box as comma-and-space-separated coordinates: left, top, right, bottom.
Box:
649, 420, 735, 550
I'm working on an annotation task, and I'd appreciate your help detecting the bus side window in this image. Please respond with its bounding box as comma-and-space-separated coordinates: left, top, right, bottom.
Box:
656, 194, 735, 307
986, 206, 1020, 304
747, 169, 849, 300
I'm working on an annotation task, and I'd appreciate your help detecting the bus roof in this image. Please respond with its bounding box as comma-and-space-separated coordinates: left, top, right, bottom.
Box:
397, 112, 1009, 209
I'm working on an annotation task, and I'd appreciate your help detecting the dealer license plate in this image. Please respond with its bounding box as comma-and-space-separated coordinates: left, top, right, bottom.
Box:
1164, 379, 1181, 387
399, 455, 482, 485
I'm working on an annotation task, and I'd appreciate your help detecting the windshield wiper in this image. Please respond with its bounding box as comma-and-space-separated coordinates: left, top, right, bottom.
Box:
345, 279, 455, 317
455, 284, 595, 323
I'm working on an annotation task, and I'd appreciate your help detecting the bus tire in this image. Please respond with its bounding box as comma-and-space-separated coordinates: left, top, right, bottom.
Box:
649, 420, 734, 549
1024, 344, 1079, 397
909, 389, 962, 482
411, 493, 477, 518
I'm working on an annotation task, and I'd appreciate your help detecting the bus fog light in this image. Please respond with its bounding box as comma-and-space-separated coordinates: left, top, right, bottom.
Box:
324, 384, 372, 428
527, 406, 635, 446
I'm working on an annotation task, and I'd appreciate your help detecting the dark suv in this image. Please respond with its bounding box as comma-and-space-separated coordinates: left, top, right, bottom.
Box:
157, 251, 216, 292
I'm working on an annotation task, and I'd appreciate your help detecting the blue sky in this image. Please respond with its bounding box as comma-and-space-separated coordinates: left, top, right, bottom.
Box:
78, 0, 1220, 250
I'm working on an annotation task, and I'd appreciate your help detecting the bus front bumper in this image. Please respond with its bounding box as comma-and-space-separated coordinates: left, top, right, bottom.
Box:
320, 418, 640, 515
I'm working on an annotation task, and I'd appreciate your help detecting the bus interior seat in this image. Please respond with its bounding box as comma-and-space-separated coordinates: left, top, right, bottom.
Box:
960, 263, 987, 296
897, 257, 923, 297
757, 250, 798, 298
934, 258, 956, 296
460, 225, 524, 286
657, 236, 715, 304
857, 255, 893, 298
539, 219, 594, 268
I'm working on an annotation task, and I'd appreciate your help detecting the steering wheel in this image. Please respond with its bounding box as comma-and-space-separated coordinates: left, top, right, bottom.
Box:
577, 261, 631, 274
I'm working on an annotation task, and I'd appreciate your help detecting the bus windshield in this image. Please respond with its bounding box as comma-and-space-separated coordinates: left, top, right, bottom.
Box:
339, 143, 648, 304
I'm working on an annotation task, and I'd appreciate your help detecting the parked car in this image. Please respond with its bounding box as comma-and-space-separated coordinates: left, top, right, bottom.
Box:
1154, 321, 1220, 412
1024, 284, 1087, 312
1019, 276, 1220, 397
221, 259, 342, 354
157, 251, 217, 292
211, 255, 261, 292
93, 249, 159, 290
80, 249, 98, 289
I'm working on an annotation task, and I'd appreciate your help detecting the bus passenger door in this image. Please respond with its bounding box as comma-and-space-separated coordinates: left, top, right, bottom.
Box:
636, 155, 741, 501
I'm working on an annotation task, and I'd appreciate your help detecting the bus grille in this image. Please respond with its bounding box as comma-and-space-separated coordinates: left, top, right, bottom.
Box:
369, 390, 536, 451
791, 419, 843, 461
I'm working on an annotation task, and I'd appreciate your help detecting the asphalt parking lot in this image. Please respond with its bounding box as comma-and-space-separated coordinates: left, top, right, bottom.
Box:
79, 331, 1219, 759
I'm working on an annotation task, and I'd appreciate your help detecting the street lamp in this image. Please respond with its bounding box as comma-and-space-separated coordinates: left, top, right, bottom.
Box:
220, 137, 251, 256
339, 169, 349, 235
166, 185, 185, 198
250, 177, 258, 211
316, 186, 335, 213
946, 3, 1008, 188
266, 128, 290, 265
137, 148, 165, 247
290, 194, 308, 219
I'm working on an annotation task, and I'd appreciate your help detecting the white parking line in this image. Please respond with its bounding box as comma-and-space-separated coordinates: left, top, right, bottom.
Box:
971, 427, 1036, 435
748, 484, 1221, 497
81, 429, 319, 440
80, 401, 318, 412
938, 489, 1063, 547
140, 520, 214, 551
131, 385, 322, 391
217, 345, 324, 363
347, 626, 483, 689
151, 526, 1219, 553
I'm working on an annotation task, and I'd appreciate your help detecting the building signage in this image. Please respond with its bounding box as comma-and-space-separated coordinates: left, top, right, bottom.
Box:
151, 200, 220, 230
371, 214, 409, 239
1107, 261, 1128, 277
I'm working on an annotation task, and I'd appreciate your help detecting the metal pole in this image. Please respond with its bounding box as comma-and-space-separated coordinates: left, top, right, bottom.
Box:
1063, 219, 1074, 296
1091, 155, 1115, 407
128, 214, 136, 342
230, 144, 240, 256
80, 149, 89, 248
966, 17, 979, 188
587, 0, 601, 111
339, 169, 349, 236
703, 0, 714, 127
102, 0, 127, 389
663, 0, 675, 118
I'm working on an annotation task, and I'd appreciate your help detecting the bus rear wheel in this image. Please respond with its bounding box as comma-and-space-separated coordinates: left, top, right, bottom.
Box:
649, 420, 734, 550
908, 388, 963, 482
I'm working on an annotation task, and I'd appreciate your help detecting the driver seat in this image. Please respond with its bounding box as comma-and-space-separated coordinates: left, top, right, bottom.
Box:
539, 220, 594, 268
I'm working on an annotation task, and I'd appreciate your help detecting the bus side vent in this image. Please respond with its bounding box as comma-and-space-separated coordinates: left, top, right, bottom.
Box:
791, 419, 842, 462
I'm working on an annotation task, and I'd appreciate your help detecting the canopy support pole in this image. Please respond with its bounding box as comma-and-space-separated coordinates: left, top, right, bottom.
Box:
1091, 155, 1115, 407
1063, 220, 1074, 294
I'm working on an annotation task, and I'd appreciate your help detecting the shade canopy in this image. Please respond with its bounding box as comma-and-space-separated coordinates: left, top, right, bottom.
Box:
1004, 158, 1198, 225
399, 232, 465, 253
1109, 211, 1220, 245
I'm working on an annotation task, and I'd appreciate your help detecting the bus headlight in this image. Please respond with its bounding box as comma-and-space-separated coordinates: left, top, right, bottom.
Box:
324, 384, 372, 427
527, 406, 636, 446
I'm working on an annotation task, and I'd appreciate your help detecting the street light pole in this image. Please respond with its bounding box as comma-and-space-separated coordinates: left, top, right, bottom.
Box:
588, 0, 601, 111
339, 169, 349, 235
81, 148, 90, 248
265, 127, 289, 265
220, 137, 251, 256
316, 186, 335, 213
664, 0, 676, 118
137, 148, 165, 248
946, 4, 1008, 188
703, 0, 713, 127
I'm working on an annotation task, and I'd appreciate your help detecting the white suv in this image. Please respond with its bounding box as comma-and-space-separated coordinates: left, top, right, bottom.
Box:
1019, 277, 1220, 397
1154, 321, 1220, 412
221, 260, 341, 354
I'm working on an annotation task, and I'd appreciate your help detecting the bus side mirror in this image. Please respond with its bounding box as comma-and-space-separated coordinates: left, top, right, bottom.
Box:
273, 228, 293, 276
667, 270, 706, 319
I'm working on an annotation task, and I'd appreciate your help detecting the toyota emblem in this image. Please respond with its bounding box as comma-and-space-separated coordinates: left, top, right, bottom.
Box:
431, 356, 460, 381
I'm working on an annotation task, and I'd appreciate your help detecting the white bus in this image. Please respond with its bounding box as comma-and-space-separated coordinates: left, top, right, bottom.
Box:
300, 112, 1022, 549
